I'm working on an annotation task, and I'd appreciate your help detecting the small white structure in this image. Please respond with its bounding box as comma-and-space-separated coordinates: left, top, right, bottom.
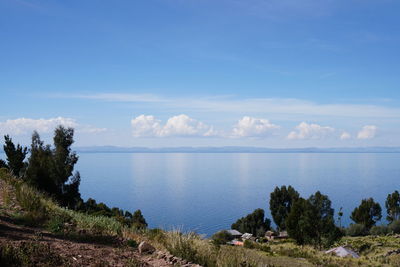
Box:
226, 229, 242, 238
325, 246, 359, 258
241, 233, 253, 240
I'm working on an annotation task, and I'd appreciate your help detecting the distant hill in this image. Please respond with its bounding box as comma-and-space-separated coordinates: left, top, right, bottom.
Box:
2, 146, 400, 154
72, 146, 400, 153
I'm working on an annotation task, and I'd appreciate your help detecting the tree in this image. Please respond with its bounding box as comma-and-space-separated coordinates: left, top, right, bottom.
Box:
269, 185, 299, 230
231, 208, 271, 237
351, 198, 382, 229
132, 210, 148, 229
3, 135, 27, 177
52, 126, 80, 208
24, 131, 55, 193
24, 127, 82, 208
0, 159, 7, 169
286, 192, 341, 248
386, 191, 400, 222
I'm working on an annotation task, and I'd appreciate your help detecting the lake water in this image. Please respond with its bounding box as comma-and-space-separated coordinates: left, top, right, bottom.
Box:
2, 152, 400, 235
74, 153, 400, 236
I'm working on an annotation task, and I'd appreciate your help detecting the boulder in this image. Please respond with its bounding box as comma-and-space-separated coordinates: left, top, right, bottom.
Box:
138, 241, 156, 254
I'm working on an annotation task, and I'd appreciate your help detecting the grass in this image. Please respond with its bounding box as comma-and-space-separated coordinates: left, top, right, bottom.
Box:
2, 169, 400, 267
0, 242, 66, 267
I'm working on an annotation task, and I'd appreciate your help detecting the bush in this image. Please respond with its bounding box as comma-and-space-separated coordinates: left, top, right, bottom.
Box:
127, 239, 138, 248
211, 230, 233, 245
369, 225, 389, 236
346, 224, 368, 236
14, 183, 48, 223
145, 228, 166, 243
46, 211, 74, 234
388, 220, 400, 234
164, 230, 218, 266
0, 242, 64, 267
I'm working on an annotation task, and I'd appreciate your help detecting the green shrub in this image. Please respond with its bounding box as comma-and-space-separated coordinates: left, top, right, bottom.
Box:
46, 211, 74, 234
369, 225, 389, 236
388, 220, 400, 234
14, 183, 48, 223
165, 230, 218, 266
127, 239, 138, 248
145, 228, 165, 243
211, 230, 233, 245
0, 242, 65, 267
346, 224, 368, 236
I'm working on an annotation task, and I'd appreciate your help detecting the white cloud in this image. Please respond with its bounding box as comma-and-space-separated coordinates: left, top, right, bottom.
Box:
131, 114, 216, 137
288, 122, 334, 140
340, 132, 351, 140
232, 116, 280, 137
131, 115, 162, 137
0, 117, 106, 135
357, 125, 377, 140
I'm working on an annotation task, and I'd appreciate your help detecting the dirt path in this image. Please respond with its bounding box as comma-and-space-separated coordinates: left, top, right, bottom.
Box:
0, 178, 189, 267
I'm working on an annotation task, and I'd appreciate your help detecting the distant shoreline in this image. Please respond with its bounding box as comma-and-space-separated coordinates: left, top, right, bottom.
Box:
71, 146, 400, 154
2, 146, 400, 154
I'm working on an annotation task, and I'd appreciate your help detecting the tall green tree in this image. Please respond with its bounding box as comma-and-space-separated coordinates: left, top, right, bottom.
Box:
351, 198, 382, 229
24, 127, 82, 208
386, 191, 400, 222
132, 210, 148, 229
3, 135, 28, 176
24, 131, 55, 193
0, 159, 7, 169
52, 126, 80, 208
231, 208, 271, 236
269, 185, 299, 230
286, 192, 341, 248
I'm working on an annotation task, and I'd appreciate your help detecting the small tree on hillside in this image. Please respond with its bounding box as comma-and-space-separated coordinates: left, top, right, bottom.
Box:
386, 191, 400, 223
231, 208, 271, 236
286, 192, 341, 248
24, 126, 82, 208
25, 131, 55, 193
3, 135, 27, 177
269, 185, 299, 230
351, 198, 382, 229
132, 210, 148, 229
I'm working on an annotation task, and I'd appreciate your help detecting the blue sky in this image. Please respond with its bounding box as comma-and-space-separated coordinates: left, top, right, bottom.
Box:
1, 0, 400, 147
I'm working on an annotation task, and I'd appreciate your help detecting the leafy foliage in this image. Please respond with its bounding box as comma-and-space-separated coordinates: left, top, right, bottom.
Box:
24, 127, 81, 208
132, 209, 148, 229
269, 185, 299, 230
388, 220, 400, 234
286, 192, 341, 248
0, 159, 7, 169
386, 190, 400, 222
3, 135, 27, 177
231, 208, 271, 237
351, 198, 382, 229
211, 230, 234, 245
369, 225, 389, 236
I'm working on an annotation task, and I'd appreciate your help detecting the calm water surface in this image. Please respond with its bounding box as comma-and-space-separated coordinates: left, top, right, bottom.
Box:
2, 152, 399, 235
72, 153, 400, 235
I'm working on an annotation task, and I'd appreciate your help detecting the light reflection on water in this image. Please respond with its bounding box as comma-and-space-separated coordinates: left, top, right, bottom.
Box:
2, 152, 399, 236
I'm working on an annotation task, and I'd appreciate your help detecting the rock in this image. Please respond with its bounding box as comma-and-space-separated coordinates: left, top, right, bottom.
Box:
138, 241, 155, 255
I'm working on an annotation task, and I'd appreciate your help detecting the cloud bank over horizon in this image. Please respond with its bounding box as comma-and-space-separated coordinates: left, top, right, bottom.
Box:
0, 114, 385, 147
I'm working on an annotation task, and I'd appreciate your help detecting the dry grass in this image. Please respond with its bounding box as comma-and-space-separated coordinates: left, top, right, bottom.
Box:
2, 170, 400, 267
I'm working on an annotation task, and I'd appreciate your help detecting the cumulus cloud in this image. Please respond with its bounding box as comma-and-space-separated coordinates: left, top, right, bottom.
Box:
288, 122, 334, 140
131, 114, 216, 137
0, 117, 106, 135
340, 132, 351, 140
357, 125, 377, 140
232, 116, 280, 137
131, 115, 162, 137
